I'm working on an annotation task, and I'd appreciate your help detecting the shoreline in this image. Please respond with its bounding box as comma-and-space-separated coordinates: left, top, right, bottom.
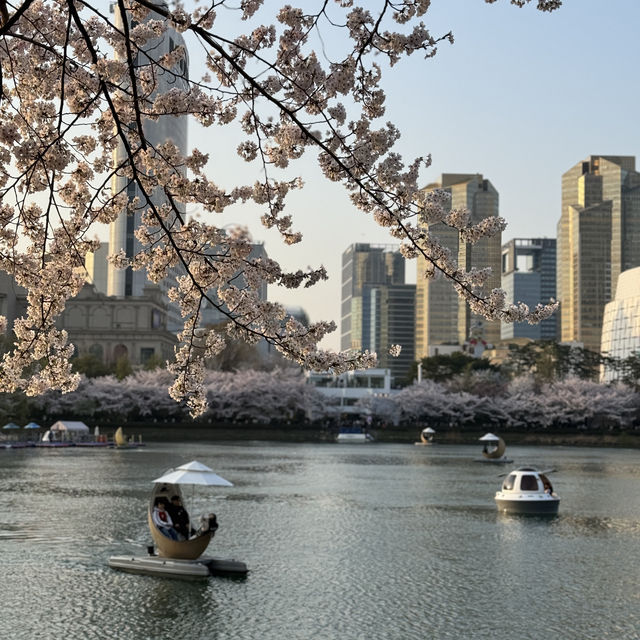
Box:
5, 422, 638, 449
102, 424, 640, 449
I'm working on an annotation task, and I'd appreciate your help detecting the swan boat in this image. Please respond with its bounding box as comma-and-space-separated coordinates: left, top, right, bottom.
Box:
476, 432, 512, 463
109, 461, 248, 579
494, 467, 560, 515
113, 426, 144, 449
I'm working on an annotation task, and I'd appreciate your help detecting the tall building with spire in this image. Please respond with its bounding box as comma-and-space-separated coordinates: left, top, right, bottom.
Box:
415, 174, 502, 359
557, 156, 640, 351
107, 4, 189, 332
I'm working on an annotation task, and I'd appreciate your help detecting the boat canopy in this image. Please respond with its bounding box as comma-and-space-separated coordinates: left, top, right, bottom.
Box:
50, 420, 90, 433
152, 461, 233, 487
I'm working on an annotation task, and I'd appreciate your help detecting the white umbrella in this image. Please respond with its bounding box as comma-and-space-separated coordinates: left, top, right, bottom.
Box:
152, 460, 233, 487
3, 422, 20, 430
24, 422, 41, 429
479, 432, 499, 442
422, 427, 436, 434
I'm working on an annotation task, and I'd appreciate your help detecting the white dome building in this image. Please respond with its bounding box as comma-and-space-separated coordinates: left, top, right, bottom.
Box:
600, 266, 640, 382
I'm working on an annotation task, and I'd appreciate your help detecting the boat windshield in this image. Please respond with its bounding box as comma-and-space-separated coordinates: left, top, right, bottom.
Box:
502, 474, 517, 491
520, 475, 540, 491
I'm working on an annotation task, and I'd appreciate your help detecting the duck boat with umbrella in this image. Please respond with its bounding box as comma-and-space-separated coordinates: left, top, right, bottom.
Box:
476, 432, 512, 463
414, 427, 436, 446
109, 461, 248, 579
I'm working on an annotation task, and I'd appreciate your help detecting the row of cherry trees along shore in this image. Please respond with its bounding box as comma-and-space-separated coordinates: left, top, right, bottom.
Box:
1, 368, 638, 431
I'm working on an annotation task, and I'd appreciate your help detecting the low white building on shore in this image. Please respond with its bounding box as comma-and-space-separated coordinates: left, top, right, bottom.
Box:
306, 368, 395, 417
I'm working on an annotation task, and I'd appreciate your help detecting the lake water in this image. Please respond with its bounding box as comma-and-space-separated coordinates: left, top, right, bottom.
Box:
0, 442, 638, 640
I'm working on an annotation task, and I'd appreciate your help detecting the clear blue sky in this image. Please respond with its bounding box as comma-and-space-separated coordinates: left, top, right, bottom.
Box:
188, 0, 640, 351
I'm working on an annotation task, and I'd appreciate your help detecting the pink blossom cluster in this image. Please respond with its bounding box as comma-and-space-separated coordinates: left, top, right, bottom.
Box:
363, 373, 635, 430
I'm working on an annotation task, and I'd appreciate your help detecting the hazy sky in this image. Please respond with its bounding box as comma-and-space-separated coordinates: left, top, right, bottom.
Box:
188, 0, 640, 351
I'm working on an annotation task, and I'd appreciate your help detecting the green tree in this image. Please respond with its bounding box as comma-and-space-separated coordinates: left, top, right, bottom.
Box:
114, 356, 133, 381
411, 352, 498, 383
143, 354, 165, 371
71, 353, 111, 378
618, 351, 640, 390
504, 340, 604, 382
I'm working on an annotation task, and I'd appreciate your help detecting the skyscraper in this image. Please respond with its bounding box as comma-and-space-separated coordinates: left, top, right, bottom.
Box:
415, 174, 502, 359
107, 5, 189, 332
557, 156, 640, 351
501, 238, 557, 341
341, 244, 415, 384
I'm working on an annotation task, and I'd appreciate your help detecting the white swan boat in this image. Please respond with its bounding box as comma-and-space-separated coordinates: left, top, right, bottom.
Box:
109, 461, 248, 579
494, 467, 560, 515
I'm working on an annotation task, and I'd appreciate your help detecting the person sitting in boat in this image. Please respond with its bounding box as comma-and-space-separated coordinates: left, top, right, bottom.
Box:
167, 495, 191, 540
541, 475, 554, 495
195, 512, 219, 537
152, 498, 179, 540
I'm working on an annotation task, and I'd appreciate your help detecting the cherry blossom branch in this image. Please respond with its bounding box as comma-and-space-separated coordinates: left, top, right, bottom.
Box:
0, 0, 561, 414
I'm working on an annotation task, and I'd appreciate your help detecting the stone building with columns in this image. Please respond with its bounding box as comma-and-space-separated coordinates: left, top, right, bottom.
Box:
58, 283, 177, 367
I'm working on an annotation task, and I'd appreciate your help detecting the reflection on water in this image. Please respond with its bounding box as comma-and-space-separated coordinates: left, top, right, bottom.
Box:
0, 442, 639, 639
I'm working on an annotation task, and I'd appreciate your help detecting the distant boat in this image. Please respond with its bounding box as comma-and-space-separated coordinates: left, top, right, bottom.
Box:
1, 422, 23, 447
415, 427, 436, 446
336, 426, 374, 443
477, 432, 512, 463
113, 426, 144, 448
495, 467, 560, 515
36, 429, 73, 447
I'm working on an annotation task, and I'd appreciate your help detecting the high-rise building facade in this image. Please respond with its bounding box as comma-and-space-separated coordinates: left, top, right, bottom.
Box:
557, 156, 640, 351
374, 283, 416, 384
341, 244, 415, 384
501, 238, 557, 341
415, 174, 502, 359
107, 5, 189, 332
